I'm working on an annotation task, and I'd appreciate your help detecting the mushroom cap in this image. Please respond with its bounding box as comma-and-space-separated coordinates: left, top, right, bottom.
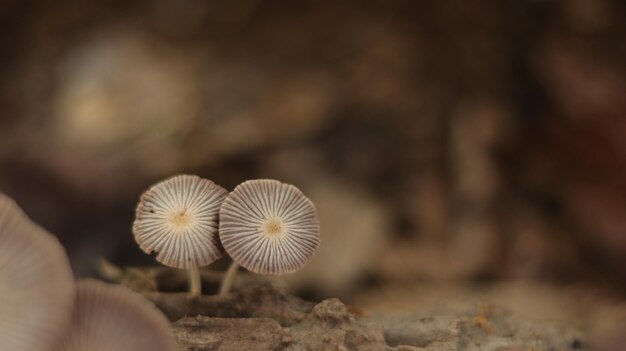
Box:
58, 279, 177, 351
0, 193, 75, 351
133, 174, 228, 269
219, 179, 320, 275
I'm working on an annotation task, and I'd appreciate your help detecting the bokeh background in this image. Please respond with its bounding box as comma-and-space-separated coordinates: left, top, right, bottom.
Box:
1, 0, 625, 347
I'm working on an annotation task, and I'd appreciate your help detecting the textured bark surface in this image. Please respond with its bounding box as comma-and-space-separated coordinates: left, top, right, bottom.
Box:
172, 299, 389, 351
167, 293, 585, 351
144, 284, 314, 327
113, 266, 587, 351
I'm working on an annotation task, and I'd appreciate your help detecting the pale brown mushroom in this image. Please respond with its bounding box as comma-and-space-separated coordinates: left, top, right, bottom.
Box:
218, 179, 320, 294
133, 175, 228, 295
0, 193, 75, 351
58, 279, 177, 351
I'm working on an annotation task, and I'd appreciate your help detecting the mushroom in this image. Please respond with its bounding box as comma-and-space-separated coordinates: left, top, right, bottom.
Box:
0, 193, 74, 351
133, 174, 228, 296
218, 179, 320, 295
58, 279, 177, 351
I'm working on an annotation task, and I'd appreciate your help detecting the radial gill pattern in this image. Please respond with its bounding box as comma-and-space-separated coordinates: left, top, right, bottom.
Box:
219, 179, 320, 275
59, 279, 177, 351
133, 175, 228, 269
0, 193, 74, 351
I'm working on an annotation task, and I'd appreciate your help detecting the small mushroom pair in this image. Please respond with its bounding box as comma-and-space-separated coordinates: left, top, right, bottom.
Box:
0, 193, 176, 351
132, 175, 320, 296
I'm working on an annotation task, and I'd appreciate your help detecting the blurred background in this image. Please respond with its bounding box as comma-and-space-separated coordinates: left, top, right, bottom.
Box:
0, 0, 625, 347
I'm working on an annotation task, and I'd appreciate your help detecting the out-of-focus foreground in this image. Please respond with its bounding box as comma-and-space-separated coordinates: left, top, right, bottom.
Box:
0, 0, 625, 348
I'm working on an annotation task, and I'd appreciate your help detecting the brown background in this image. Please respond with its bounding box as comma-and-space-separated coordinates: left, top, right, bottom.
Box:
1, 2, 625, 340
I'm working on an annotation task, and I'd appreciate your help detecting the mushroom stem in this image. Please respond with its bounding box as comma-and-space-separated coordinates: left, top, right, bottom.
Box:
218, 261, 239, 297
97, 258, 124, 282
188, 267, 202, 296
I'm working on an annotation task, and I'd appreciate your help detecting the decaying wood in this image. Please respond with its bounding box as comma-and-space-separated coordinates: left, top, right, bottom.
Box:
144, 284, 314, 326
107, 266, 587, 350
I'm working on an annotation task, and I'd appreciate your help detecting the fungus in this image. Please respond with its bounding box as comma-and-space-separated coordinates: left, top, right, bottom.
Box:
0, 193, 74, 351
218, 179, 320, 295
133, 174, 228, 296
58, 279, 177, 351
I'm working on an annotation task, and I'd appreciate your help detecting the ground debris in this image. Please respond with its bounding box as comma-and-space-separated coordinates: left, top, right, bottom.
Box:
146, 284, 585, 351
378, 303, 586, 351
144, 284, 314, 327
171, 297, 391, 351
111, 267, 588, 350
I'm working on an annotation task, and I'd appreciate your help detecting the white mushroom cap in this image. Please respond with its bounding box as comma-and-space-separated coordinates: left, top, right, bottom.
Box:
219, 179, 320, 275
133, 175, 228, 269
58, 279, 177, 351
0, 193, 74, 351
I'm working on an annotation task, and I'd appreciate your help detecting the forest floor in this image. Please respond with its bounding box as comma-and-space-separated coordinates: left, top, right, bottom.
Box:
112, 266, 626, 350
